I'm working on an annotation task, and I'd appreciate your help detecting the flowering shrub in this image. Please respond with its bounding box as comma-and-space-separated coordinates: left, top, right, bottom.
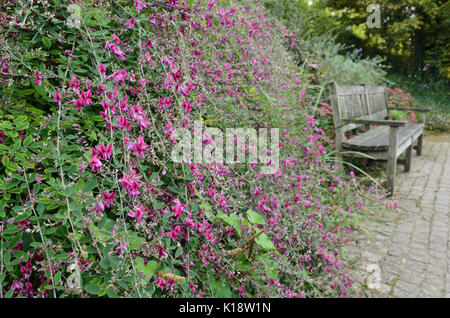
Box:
387, 88, 417, 123
0, 0, 366, 298
387, 85, 450, 133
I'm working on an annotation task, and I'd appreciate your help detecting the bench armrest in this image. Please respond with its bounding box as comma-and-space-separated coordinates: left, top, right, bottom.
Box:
341, 119, 406, 127
387, 107, 430, 112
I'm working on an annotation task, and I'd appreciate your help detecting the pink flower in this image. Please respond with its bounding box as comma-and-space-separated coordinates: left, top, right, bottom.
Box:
98, 63, 106, 76
171, 199, 186, 220
97, 144, 113, 160
167, 226, 181, 241
182, 100, 192, 112
133, 136, 148, 158
65, 50, 76, 58
78, 90, 93, 106
124, 18, 135, 29
137, 116, 151, 130
145, 51, 152, 63
73, 99, 82, 112
157, 246, 168, 258
105, 43, 127, 60
54, 91, 61, 105
101, 192, 115, 208
155, 278, 166, 291
128, 203, 144, 221
112, 34, 121, 45
89, 152, 102, 171
69, 75, 80, 89
35, 174, 43, 184
34, 72, 42, 87
89, 198, 105, 215
237, 285, 245, 296
115, 241, 129, 254
118, 115, 131, 130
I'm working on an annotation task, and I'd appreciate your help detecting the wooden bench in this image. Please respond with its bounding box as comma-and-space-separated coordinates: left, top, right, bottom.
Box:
328, 82, 430, 196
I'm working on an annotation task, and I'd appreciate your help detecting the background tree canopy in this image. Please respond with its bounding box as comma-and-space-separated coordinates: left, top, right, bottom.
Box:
265, 0, 449, 78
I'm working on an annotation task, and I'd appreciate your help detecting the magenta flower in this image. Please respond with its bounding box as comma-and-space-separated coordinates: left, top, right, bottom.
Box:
133, 136, 148, 158
155, 278, 166, 291
237, 285, 245, 296
118, 116, 131, 130
11, 281, 23, 292
137, 116, 151, 130
97, 144, 113, 160
124, 18, 135, 29
98, 63, 106, 76
112, 34, 121, 44
157, 245, 168, 258
74, 99, 83, 112
101, 192, 116, 208
105, 42, 127, 60
171, 199, 187, 220
89, 153, 102, 171
115, 241, 129, 255
65, 50, 76, 58
69, 75, 80, 89
34, 72, 42, 87
167, 225, 181, 241
54, 91, 61, 105
91, 199, 105, 214
35, 174, 44, 184
128, 203, 144, 221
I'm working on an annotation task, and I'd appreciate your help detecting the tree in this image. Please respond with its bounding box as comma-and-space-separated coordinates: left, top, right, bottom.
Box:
326, 0, 449, 77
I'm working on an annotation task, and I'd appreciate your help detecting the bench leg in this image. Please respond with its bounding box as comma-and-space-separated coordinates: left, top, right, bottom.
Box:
404, 144, 412, 172
416, 133, 423, 156
387, 156, 397, 197
387, 127, 399, 197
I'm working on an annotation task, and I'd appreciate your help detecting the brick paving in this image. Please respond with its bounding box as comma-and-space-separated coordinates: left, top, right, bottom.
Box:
348, 134, 450, 297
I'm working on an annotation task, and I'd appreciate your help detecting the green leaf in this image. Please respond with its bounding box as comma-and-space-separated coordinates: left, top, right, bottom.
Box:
4, 180, 19, 190
7, 233, 22, 249
255, 233, 275, 250
42, 36, 52, 48
33, 183, 40, 194
135, 257, 158, 279
0, 144, 10, 152
84, 283, 100, 295
4, 225, 20, 235
82, 179, 98, 192
0, 121, 14, 130
2, 155, 9, 168
56, 253, 70, 261
220, 213, 242, 236
99, 258, 110, 270
7, 161, 19, 172
247, 210, 265, 225
23, 136, 33, 147
14, 116, 28, 127
211, 279, 232, 298
54, 272, 62, 285
255, 253, 279, 280
106, 289, 118, 298
5, 289, 14, 298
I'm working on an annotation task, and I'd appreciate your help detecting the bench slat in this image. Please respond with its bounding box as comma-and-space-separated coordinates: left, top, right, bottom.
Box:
342, 123, 424, 152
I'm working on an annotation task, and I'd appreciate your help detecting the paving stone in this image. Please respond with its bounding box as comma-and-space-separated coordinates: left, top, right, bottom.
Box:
348, 137, 450, 298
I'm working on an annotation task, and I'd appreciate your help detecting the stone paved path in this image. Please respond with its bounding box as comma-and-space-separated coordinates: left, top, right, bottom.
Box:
348, 134, 450, 297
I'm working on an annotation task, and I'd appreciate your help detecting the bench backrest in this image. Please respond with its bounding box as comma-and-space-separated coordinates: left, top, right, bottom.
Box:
328, 82, 389, 151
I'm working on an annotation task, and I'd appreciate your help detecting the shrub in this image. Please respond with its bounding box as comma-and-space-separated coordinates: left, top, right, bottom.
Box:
0, 0, 364, 298
263, 0, 387, 85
